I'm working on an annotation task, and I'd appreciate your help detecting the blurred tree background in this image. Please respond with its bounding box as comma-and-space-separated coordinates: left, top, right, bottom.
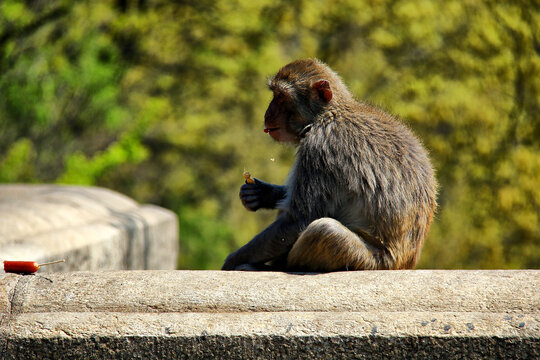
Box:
0, 0, 538, 269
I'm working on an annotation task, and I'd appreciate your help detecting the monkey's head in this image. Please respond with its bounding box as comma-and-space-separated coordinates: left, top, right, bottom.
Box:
264, 59, 351, 144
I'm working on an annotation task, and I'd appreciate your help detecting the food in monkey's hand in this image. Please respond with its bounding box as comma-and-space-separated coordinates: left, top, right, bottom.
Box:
243, 171, 255, 184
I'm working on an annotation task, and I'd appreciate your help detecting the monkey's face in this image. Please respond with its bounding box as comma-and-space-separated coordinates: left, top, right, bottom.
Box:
264, 91, 303, 144
265, 60, 334, 144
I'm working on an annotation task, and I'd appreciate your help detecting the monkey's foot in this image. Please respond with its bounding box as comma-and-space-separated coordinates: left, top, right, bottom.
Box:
233, 263, 261, 271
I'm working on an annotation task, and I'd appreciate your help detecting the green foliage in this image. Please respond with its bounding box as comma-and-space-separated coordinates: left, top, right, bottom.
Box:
0, 138, 36, 182
58, 132, 148, 185
177, 206, 235, 270
1, 0, 538, 269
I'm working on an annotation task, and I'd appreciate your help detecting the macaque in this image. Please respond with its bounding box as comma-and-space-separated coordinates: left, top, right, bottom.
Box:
222, 59, 437, 272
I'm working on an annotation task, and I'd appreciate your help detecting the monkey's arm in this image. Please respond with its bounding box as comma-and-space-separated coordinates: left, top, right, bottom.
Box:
239, 178, 287, 211
222, 214, 301, 270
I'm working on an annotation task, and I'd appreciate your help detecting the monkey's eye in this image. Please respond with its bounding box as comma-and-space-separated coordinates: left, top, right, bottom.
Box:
275, 91, 286, 102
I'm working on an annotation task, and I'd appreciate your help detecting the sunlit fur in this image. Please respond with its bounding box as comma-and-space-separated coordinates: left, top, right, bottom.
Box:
274, 59, 438, 270
226, 59, 437, 272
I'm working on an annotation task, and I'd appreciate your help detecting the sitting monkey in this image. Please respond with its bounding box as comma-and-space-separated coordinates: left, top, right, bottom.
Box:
223, 59, 437, 272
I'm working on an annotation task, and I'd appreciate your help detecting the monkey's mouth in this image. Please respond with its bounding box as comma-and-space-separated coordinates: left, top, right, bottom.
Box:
264, 127, 280, 133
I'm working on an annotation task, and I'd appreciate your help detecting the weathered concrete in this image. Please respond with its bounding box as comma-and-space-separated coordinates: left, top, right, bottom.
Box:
0, 185, 178, 271
1, 270, 538, 359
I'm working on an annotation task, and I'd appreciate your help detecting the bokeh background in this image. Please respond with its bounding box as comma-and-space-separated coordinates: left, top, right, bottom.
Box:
1, 0, 538, 269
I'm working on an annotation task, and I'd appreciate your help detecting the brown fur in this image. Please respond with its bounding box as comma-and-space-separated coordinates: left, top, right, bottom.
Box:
223, 59, 437, 272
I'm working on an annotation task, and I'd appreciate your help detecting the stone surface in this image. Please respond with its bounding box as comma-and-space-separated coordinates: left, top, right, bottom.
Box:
0, 185, 178, 272
1, 270, 538, 359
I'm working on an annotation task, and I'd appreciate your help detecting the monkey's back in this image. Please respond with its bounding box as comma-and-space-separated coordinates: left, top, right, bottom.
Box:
294, 102, 438, 269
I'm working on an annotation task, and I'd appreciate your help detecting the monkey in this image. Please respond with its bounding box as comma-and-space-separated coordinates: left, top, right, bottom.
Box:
222, 59, 437, 272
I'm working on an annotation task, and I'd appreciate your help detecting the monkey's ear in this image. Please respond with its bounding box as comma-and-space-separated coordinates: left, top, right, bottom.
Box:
312, 79, 332, 103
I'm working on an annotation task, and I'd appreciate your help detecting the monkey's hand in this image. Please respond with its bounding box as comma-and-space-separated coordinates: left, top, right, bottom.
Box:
222, 215, 300, 271
239, 178, 287, 211
222, 250, 247, 270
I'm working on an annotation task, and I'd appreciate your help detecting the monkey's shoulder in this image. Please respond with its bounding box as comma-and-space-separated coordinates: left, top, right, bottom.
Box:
300, 113, 434, 181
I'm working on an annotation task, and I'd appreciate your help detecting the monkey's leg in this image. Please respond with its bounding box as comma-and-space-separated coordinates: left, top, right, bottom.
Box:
287, 218, 391, 271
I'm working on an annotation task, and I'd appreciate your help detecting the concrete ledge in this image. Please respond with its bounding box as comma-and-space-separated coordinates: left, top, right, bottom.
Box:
0, 185, 178, 271
1, 270, 538, 359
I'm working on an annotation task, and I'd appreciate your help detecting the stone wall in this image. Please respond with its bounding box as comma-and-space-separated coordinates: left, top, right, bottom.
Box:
1, 270, 538, 359
0, 185, 538, 358
0, 185, 178, 271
